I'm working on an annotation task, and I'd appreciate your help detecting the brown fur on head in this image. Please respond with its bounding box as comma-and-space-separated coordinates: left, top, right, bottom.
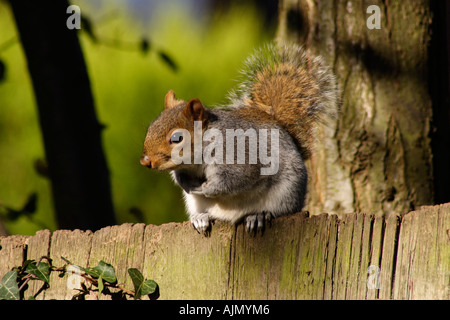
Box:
140, 91, 209, 171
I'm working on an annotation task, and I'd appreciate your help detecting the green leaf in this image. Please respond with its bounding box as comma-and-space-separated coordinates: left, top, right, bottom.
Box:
25, 261, 50, 283
128, 268, 144, 299
0, 270, 20, 300
128, 268, 157, 299
141, 279, 157, 296
97, 276, 103, 299
83, 267, 99, 278
87, 261, 116, 284
22, 259, 35, 271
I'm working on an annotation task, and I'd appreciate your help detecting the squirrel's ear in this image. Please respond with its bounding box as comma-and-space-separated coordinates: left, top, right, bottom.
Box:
183, 98, 208, 122
164, 90, 184, 109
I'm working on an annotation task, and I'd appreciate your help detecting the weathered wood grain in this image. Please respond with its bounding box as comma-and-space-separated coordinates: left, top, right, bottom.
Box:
142, 221, 233, 299
0, 204, 449, 300
44, 229, 93, 300
0, 235, 28, 279
393, 204, 450, 299
24, 229, 51, 299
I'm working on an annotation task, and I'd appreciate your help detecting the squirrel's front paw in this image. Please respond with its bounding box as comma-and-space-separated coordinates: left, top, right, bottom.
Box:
190, 212, 212, 236
198, 181, 222, 198
189, 182, 219, 198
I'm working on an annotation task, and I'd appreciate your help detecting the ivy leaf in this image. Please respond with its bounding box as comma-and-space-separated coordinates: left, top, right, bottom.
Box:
128, 268, 157, 299
85, 261, 116, 284
97, 276, 103, 299
83, 267, 98, 278
0, 270, 20, 300
25, 261, 50, 283
128, 268, 144, 299
22, 259, 35, 271
141, 279, 157, 296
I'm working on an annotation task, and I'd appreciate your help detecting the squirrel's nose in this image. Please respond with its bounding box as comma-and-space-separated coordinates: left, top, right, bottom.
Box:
140, 155, 152, 168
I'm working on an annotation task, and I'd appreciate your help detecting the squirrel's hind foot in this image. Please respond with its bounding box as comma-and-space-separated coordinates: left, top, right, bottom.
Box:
245, 212, 272, 235
190, 212, 212, 236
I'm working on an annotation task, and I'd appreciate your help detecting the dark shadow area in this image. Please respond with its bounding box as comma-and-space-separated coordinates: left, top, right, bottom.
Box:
429, 0, 450, 204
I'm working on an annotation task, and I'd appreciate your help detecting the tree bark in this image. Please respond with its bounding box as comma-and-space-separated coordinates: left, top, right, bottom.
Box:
9, 0, 116, 230
277, 0, 434, 216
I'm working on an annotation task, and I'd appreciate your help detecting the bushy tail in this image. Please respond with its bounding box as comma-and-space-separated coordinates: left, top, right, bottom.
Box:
227, 43, 338, 159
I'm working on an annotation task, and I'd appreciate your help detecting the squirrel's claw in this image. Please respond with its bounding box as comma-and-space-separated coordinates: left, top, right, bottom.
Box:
244, 212, 266, 234
190, 212, 211, 236
245, 212, 272, 235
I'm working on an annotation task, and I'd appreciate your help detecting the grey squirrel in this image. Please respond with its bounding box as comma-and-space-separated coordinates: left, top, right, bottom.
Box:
141, 43, 338, 235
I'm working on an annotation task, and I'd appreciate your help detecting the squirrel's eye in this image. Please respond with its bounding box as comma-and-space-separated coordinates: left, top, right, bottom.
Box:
170, 131, 184, 144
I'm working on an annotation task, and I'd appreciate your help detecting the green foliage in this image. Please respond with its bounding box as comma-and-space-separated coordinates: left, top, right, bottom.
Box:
0, 256, 158, 300
0, 257, 52, 300
128, 268, 157, 299
0, 270, 20, 300
24, 260, 50, 283
0, 1, 272, 234
83, 260, 117, 284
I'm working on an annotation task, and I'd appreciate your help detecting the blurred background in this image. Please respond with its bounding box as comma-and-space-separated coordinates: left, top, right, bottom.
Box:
0, 0, 278, 235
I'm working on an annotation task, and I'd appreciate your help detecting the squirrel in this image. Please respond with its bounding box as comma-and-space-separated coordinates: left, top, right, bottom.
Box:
141, 43, 338, 235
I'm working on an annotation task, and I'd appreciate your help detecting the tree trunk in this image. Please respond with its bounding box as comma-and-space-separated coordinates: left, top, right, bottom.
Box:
277, 0, 434, 216
9, 0, 116, 230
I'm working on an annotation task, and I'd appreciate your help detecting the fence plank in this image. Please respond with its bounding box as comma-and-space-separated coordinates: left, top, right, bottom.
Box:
0, 204, 448, 300
356, 213, 375, 299
323, 214, 338, 299
44, 229, 93, 300
87, 223, 145, 300
24, 229, 51, 299
142, 221, 233, 299
366, 214, 385, 299
393, 204, 450, 299
231, 212, 310, 299
378, 214, 401, 299
0, 235, 28, 280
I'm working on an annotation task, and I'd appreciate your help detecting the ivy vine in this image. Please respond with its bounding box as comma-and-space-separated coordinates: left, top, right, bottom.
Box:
0, 256, 158, 300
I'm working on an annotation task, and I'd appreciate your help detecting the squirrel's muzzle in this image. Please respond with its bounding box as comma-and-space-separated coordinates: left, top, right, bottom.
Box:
140, 155, 152, 168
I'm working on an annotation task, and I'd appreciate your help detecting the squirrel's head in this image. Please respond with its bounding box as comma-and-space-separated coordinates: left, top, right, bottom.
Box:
140, 90, 209, 171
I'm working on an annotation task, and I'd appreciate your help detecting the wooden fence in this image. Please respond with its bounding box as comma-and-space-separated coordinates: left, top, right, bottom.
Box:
0, 203, 449, 300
